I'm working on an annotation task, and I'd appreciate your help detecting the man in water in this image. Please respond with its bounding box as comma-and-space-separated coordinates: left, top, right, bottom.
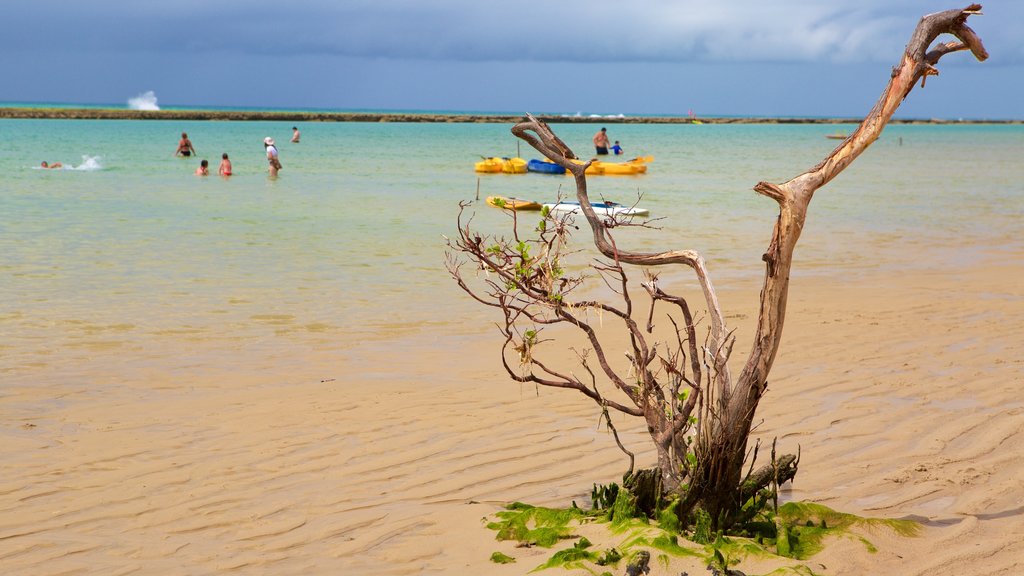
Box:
176, 132, 196, 157
291, 126, 301, 143
593, 127, 610, 155
40, 161, 63, 169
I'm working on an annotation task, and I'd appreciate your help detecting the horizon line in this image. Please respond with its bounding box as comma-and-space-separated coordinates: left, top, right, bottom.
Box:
1, 106, 1022, 125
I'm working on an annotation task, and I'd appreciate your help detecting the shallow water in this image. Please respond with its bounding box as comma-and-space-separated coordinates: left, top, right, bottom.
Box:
2, 118, 1022, 388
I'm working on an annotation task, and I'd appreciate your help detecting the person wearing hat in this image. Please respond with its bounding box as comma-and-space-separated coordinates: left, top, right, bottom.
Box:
264, 137, 282, 177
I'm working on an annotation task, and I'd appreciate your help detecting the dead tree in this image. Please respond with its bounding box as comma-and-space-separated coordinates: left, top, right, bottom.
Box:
448, 5, 987, 532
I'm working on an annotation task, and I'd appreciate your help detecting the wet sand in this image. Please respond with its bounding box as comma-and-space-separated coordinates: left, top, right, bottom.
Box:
2, 238, 1022, 575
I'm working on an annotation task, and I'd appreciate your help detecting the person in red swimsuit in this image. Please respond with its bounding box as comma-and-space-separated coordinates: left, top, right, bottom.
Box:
218, 153, 232, 176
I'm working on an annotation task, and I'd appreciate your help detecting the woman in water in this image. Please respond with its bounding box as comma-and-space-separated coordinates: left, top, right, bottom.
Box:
176, 132, 196, 157
264, 137, 281, 177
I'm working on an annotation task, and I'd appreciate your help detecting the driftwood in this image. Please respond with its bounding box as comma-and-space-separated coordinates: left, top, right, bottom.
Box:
450, 5, 987, 531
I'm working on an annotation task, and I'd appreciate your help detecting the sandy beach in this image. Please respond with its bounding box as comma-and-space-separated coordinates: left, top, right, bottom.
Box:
3, 236, 1022, 575
4, 0, 1021, 572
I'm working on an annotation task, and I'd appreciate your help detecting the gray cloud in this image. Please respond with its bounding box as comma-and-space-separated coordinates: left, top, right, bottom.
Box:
4, 0, 1017, 118
9, 0, 1017, 64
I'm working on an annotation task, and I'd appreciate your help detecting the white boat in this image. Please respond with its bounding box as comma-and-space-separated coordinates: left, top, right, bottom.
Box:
543, 201, 649, 217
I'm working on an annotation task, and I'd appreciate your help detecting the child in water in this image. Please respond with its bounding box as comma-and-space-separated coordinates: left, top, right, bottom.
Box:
195, 159, 209, 176
218, 153, 232, 176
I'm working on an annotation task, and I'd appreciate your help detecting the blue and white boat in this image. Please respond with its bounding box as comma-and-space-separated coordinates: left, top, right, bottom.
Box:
527, 159, 566, 174
543, 201, 649, 217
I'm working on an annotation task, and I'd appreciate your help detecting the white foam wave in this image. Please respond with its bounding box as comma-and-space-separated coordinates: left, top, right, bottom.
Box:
69, 155, 103, 171
128, 90, 160, 111
561, 111, 627, 119
31, 155, 103, 171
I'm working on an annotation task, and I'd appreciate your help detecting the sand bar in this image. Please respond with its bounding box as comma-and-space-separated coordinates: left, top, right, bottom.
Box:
1, 107, 1021, 124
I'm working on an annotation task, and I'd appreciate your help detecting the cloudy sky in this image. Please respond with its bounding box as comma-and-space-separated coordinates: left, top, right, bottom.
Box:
4, 1, 1021, 118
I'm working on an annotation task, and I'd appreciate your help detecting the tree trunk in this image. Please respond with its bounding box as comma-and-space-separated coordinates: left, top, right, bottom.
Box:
495, 4, 988, 532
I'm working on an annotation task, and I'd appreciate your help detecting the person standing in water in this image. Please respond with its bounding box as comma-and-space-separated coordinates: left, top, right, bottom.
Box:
593, 127, 610, 155
176, 132, 196, 157
264, 137, 282, 177
291, 126, 301, 143
218, 153, 232, 176
195, 159, 209, 176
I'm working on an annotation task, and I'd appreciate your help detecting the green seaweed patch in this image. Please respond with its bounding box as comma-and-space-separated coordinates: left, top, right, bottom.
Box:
760, 566, 825, 576
487, 502, 590, 547
606, 489, 651, 533
652, 501, 923, 571
657, 499, 681, 533
487, 498, 919, 573
534, 537, 623, 572
778, 501, 920, 536
708, 535, 771, 564
768, 502, 920, 560
617, 530, 703, 559
490, 551, 516, 564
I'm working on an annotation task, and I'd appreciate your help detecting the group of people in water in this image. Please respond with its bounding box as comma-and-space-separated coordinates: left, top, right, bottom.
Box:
175, 126, 300, 178
592, 127, 624, 156
46, 125, 616, 175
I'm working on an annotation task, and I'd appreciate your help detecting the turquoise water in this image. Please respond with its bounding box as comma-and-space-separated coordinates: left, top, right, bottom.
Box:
2, 119, 1022, 388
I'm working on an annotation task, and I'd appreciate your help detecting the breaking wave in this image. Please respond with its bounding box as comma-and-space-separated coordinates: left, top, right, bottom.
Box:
128, 91, 160, 111
69, 155, 104, 171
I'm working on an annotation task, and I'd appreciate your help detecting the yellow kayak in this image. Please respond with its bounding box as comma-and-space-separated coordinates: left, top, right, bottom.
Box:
566, 159, 605, 175
622, 156, 652, 173
565, 155, 653, 175
501, 157, 528, 174
475, 157, 504, 173
596, 161, 643, 175
486, 196, 542, 211
475, 157, 527, 174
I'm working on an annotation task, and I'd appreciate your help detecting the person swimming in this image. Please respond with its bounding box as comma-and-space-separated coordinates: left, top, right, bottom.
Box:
218, 153, 232, 176
40, 161, 63, 169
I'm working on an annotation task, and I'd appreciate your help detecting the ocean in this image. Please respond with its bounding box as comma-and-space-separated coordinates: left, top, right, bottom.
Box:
2, 117, 1022, 392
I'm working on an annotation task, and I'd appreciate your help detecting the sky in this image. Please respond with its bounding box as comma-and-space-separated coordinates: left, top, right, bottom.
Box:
4, 1, 1021, 119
